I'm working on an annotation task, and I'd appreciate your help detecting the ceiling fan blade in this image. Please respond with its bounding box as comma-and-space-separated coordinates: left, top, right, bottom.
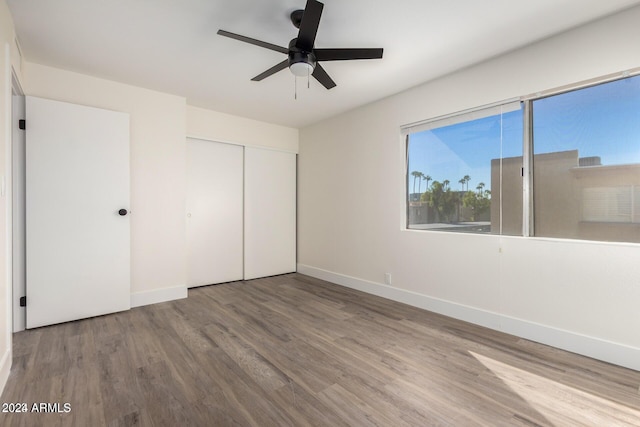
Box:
312, 63, 336, 89
251, 60, 289, 81
314, 48, 384, 61
217, 30, 288, 54
296, 0, 324, 52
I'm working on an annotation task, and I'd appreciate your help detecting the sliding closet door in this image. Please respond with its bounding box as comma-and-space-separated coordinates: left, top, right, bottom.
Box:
186, 138, 243, 287
244, 147, 296, 280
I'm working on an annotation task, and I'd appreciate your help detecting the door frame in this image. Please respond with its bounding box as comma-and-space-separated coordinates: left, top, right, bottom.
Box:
10, 69, 24, 332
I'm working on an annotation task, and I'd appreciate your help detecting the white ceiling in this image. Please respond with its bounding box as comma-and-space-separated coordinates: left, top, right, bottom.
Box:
7, 0, 640, 128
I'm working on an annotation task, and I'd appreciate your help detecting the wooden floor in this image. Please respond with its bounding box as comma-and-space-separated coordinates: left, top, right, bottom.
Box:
2, 273, 640, 426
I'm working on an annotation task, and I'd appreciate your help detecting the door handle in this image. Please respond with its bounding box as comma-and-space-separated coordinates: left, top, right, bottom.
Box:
118, 209, 128, 216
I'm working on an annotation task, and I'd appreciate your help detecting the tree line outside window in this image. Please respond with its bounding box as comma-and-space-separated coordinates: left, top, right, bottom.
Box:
409, 171, 490, 222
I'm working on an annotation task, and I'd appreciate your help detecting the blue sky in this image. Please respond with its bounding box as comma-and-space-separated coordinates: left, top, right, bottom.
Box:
407, 74, 640, 195
407, 110, 522, 194
533, 75, 640, 164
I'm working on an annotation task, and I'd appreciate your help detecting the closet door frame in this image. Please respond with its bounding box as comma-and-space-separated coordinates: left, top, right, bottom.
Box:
186, 137, 297, 285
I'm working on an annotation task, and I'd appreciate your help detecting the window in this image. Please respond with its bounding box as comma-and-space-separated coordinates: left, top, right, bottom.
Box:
405, 102, 523, 235
532, 75, 640, 243
404, 72, 640, 244
582, 186, 636, 223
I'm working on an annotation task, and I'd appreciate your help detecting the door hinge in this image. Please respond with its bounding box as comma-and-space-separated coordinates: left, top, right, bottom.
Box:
19, 119, 25, 130
19, 296, 26, 307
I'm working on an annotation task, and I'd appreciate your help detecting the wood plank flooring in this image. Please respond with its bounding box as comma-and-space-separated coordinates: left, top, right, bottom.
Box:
2, 273, 640, 426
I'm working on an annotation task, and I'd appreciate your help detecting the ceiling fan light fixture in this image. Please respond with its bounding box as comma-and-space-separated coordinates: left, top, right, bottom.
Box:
217, 0, 383, 90
290, 61, 314, 77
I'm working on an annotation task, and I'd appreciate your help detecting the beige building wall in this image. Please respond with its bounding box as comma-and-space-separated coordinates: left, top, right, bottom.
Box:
573, 163, 640, 242
494, 150, 640, 243
533, 150, 581, 238
491, 156, 523, 235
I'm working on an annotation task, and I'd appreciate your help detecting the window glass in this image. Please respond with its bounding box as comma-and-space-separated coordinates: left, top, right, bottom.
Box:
532, 75, 640, 242
406, 105, 523, 234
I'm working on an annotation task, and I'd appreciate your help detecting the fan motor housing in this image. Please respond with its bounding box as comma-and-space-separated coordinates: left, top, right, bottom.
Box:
288, 38, 316, 73
290, 9, 304, 29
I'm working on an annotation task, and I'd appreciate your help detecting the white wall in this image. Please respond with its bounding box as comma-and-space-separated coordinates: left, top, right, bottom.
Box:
298, 5, 640, 370
0, 0, 20, 395
21, 63, 300, 309
187, 105, 298, 153
0, 0, 301, 397
24, 62, 189, 306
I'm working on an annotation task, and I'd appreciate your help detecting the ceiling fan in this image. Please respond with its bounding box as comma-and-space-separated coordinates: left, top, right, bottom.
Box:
217, 0, 383, 90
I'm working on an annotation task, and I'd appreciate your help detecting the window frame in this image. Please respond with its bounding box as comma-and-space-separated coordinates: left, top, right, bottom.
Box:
403, 99, 523, 235
403, 67, 640, 245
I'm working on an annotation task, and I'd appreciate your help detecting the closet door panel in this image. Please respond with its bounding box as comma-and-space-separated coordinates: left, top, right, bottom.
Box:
244, 148, 296, 280
186, 139, 243, 287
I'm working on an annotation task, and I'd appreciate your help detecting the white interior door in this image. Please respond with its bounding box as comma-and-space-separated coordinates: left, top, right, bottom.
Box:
244, 147, 296, 280
186, 138, 243, 287
26, 96, 130, 329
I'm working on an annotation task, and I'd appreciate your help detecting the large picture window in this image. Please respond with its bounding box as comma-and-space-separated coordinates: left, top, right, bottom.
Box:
405, 72, 640, 244
532, 74, 640, 243
405, 102, 523, 235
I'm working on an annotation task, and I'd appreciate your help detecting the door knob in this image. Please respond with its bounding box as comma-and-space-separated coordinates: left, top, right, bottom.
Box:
118, 209, 128, 216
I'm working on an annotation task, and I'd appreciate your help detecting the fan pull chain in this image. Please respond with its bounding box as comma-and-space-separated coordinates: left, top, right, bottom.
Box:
294, 76, 297, 100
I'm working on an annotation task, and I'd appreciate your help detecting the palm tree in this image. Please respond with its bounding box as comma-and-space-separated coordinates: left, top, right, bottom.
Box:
416, 172, 425, 195
423, 174, 431, 193
457, 178, 466, 222
443, 179, 450, 191
463, 175, 471, 191
410, 171, 422, 200
476, 182, 485, 194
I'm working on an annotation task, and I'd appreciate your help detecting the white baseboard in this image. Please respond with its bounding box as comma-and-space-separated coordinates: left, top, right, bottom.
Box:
130, 285, 187, 308
0, 348, 11, 396
297, 264, 640, 372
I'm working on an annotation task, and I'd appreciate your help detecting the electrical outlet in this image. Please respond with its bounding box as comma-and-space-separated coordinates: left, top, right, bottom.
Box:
384, 273, 392, 285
